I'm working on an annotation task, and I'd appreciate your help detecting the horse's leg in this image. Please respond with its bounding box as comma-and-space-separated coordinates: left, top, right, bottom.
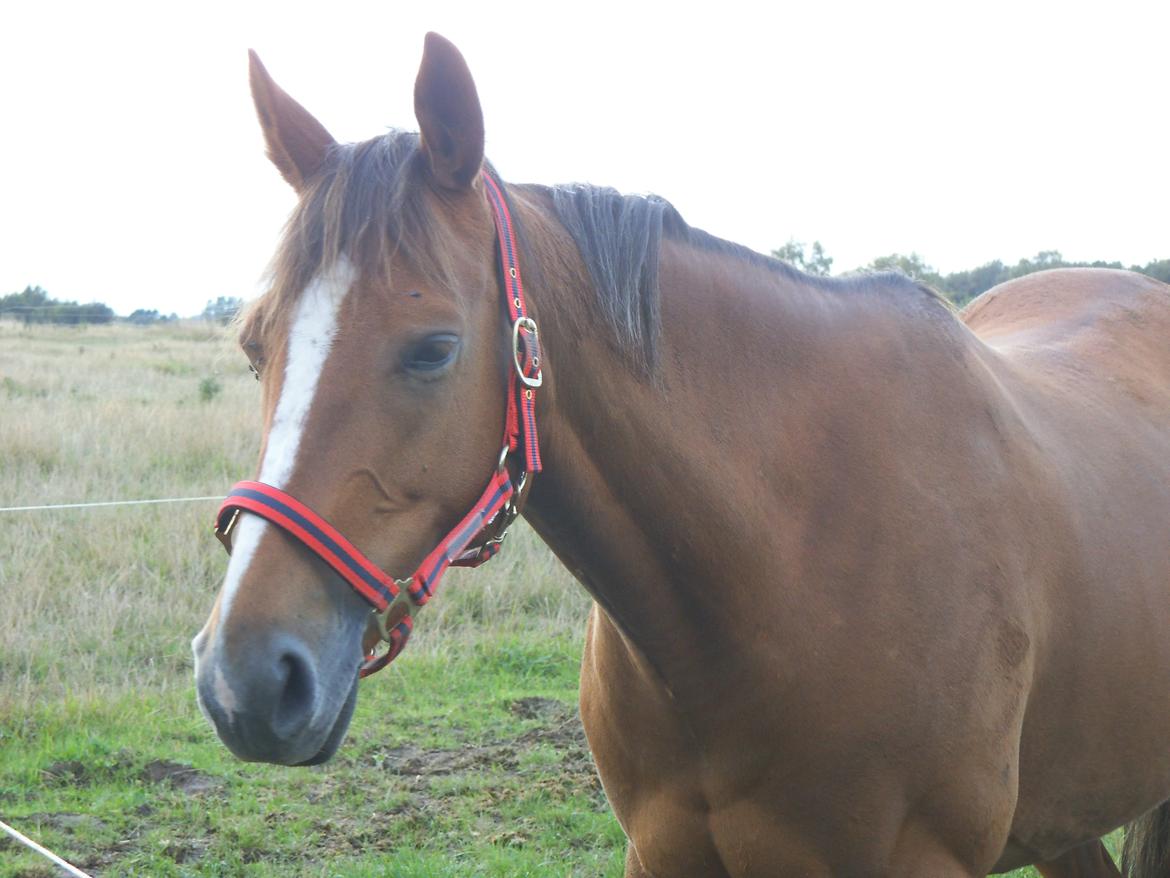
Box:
1034, 840, 1122, 878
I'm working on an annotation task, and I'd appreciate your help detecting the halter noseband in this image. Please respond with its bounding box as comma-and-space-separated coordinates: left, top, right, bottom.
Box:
213, 170, 543, 677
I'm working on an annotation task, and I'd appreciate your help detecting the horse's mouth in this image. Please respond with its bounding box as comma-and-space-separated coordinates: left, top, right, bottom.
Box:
292, 673, 359, 766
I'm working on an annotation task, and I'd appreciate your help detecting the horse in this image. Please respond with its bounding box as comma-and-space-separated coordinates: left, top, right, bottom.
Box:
191, 33, 1170, 877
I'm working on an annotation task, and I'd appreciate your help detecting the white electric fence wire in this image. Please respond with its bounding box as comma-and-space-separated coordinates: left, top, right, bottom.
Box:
0, 496, 221, 513
0, 817, 95, 878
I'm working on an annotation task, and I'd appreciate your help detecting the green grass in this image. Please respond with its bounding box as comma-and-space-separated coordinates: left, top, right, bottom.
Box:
0, 641, 623, 877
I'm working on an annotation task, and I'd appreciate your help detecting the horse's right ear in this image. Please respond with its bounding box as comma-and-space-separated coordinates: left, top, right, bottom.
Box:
414, 33, 484, 191
248, 50, 335, 193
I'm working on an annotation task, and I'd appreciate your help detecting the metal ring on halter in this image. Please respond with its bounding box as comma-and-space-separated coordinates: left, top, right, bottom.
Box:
512, 317, 543, 388
371, 586, 413, 641
373, 607, 395, 642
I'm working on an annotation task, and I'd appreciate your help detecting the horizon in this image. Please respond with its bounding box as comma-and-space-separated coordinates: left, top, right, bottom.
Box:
4, 245, 1167, 320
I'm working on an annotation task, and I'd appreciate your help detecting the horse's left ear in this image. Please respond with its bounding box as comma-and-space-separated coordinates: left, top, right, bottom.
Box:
248, 50, 336, 193
414, 33, 485, 191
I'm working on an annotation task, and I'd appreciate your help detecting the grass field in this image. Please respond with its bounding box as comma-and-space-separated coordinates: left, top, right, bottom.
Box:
0, 320, 1081, 876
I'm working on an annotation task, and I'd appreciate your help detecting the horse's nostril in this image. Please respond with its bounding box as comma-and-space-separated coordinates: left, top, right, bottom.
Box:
272, 645, 318, 736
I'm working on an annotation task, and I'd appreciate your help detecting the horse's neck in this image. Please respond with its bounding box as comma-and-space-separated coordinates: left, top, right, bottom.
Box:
520, 209, 980, 684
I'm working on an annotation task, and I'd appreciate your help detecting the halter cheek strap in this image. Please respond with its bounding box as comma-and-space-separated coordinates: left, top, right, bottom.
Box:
214, 168, 542, 677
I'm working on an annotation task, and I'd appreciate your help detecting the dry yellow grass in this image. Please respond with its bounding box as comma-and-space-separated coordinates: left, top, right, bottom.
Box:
0, 319, 586, 715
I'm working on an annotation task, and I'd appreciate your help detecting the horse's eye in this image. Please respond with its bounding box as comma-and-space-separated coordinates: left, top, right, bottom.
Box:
245, 355, 264, 381
403, 334, 460, 374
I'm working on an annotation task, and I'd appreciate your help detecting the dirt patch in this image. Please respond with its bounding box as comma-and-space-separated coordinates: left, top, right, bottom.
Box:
140, 760, 222, 796
41, 752, 136, 788
376, 741, 520, 776
366, 698, 598, 794
509, 695, 567, 721
511, 697, 594, 774
41, 756, 221, 796
41, 759, 90, 785
160, 837, 208, 865
18, 812, 108, 835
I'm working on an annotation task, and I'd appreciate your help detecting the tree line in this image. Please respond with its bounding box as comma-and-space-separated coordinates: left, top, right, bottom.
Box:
773, 242, 1170, 307
0, 287, 241, 325
0, 285, 116, 325
5, 250, 1169, 326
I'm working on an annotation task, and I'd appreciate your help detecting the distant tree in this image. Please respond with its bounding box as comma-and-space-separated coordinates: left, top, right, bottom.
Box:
1134, 259, 1170, 284
772, 239, 833, 276
0, 286, 113, 324
927, 250, 1165, 306
939, 260, 1010, 306
1027, 250, 1064, 270
770, 242, 1169, 306
862, 253, 945, 291
0, 285, 51, 323
6, 285, 50, 307
128, 308, 162, 325
202, 296, 244, 324
771, 240, 803, 264
63, 303, 115, 325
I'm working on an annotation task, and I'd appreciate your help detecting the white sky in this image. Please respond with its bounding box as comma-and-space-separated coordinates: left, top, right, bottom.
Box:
2, 0, 1167, 317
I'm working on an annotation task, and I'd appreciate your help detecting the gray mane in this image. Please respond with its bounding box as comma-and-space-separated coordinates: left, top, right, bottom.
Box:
547, 183, 901, 371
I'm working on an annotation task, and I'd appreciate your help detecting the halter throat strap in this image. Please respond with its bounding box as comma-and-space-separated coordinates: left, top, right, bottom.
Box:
213, 168, 542, 676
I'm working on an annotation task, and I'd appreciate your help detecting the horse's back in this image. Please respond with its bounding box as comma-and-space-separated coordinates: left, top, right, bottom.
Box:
962, 268, 1170, 405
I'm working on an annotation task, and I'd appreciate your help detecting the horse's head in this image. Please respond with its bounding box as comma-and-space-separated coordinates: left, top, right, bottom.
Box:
192, 35, 522, 765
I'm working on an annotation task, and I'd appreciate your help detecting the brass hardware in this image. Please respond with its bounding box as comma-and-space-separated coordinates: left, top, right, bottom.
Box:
370, 587, 413, 643
372, 607, 394, 642
214, 509, 240, 554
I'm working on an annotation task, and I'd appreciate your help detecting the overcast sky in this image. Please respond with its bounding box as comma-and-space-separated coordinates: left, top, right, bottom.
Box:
2, 0, 1167, 317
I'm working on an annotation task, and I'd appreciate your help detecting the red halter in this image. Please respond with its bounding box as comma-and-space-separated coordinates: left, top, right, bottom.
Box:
214, 170, 543, 677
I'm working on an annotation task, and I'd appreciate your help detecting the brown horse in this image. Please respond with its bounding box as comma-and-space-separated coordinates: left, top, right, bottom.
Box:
192, 34, 1170, 877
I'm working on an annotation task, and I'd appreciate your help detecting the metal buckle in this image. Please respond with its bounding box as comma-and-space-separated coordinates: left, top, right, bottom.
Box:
511, 317, 543, 388
214, 508, 240, 554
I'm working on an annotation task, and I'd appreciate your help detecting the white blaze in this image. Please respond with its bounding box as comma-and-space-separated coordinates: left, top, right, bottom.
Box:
217, 259, 355, 624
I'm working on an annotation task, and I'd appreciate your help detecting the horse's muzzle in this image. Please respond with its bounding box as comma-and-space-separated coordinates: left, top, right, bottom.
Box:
193, 629, 358, 765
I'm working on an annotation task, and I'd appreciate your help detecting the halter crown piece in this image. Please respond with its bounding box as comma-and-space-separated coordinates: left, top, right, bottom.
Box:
213, 170, 543, 677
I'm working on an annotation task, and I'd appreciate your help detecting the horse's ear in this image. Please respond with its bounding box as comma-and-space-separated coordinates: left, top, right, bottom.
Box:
414, 33, 484, 191
248, 50, 335, 192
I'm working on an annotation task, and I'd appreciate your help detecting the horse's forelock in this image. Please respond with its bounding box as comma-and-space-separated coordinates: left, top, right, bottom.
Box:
261, 131, 459, 326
